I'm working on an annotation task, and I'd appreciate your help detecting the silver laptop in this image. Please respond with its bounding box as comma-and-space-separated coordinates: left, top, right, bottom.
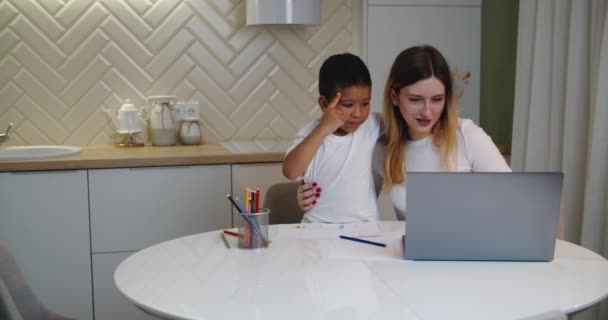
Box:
404, 172, 563, 261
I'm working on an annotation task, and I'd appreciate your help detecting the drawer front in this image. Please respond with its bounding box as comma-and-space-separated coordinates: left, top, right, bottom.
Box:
89, 165, 231, 252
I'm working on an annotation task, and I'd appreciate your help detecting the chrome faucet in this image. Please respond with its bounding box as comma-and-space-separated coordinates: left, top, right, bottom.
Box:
0, 123, 13, 144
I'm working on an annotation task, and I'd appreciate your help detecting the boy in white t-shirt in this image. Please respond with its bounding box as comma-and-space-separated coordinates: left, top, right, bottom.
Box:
283, 53, 381, 223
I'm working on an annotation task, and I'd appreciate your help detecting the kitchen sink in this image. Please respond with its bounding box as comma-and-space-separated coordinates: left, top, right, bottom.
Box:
0, 146, 81, 161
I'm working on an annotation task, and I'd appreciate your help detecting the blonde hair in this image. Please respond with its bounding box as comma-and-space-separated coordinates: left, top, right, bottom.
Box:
382, 45, 458, 189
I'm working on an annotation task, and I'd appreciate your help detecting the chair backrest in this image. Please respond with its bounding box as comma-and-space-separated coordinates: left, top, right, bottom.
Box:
0, 243, 75, 320
0, 278, 23, 320
263, 182, 304, 224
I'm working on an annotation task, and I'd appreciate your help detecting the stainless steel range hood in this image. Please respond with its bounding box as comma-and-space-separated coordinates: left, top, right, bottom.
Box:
246, 0, 321, 25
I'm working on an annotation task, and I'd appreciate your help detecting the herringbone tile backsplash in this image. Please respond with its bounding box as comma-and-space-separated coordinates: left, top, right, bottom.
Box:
0, 0, 355, 145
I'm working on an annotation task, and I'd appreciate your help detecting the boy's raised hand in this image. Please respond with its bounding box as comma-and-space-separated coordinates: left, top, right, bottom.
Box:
283, 93, 343, 181
318, 92, 343, 135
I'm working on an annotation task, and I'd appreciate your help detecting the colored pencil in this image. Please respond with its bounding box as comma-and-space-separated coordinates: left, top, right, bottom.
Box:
220, 232, 230, 248
339, 235, 386, 247
226, 194, 247, 213
223, 230, 239, 237
250, 191, 255, 213
245, 188, 251, 213
255, 188, 260, 213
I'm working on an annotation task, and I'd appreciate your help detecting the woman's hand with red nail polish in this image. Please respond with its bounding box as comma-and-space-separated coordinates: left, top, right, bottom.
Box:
297, 181, 319, 212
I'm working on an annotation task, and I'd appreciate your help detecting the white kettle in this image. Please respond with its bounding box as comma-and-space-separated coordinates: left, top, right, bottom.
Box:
103, 100, 148, 133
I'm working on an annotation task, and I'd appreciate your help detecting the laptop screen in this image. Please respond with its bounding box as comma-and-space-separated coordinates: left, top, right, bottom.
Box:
404, 172, 563, 261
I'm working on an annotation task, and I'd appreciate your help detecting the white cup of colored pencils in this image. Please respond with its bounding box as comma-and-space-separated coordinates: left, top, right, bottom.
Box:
226, 188, 269, 250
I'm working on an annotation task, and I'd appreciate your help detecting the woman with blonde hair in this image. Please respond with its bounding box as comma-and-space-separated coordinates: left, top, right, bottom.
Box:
298, 45, 510, 220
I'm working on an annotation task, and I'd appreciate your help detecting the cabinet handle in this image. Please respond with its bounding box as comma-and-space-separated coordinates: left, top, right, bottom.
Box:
128, 166, 191, 171
10, 170, 81, 175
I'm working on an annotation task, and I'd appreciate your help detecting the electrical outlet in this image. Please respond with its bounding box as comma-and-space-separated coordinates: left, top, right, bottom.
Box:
175, 102, 200, 120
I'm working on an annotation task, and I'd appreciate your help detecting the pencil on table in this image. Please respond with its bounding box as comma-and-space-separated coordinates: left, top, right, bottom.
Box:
220, 232, 230, 248
224, 230, 239, 237
339, 235, 386, 247
223, 230, 271, 243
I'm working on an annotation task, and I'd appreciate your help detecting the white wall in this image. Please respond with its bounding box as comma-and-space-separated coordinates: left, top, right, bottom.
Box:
0, 0, 357, 145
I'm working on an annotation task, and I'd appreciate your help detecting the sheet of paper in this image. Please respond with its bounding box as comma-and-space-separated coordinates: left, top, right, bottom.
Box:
273, 222, 382, 240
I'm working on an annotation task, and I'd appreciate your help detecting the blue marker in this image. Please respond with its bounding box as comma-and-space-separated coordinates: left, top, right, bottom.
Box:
339, 235, 386, 247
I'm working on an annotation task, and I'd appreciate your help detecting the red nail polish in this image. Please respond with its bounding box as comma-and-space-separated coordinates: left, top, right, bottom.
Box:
315, 193, 320, 198
316, 188, 321, 192
312, 200, 317, 205
312, 182, 318, 187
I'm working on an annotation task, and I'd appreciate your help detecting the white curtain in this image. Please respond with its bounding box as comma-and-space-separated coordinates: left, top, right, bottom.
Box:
512, 0, 608, 319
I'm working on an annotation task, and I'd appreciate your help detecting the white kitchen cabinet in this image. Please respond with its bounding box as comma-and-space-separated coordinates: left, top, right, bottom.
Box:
89, 165, 231, 253
230, 163, 291, 225
0, 170, 92, 320
92, 252, 157, 320
366, 2, 481, 123
89, 165, 231, 320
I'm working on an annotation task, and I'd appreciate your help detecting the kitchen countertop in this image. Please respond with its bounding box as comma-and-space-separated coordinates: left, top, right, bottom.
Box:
0, 141, 510, 172
0, 141, 290, 172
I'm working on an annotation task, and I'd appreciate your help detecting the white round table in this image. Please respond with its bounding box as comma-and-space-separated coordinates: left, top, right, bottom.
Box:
115, 222, 608, 320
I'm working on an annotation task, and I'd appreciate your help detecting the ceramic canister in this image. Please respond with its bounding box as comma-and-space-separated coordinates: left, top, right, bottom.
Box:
179, 120, 202, 145
151, 101, 177, 146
